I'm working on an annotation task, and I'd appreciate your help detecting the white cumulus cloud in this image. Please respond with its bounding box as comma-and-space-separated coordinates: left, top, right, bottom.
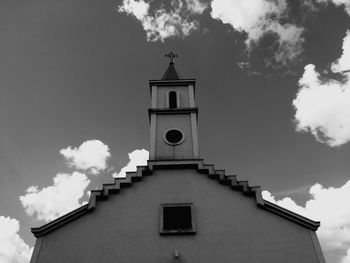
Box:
113, 149, 149, 178
0, 216, 33, 263
60, 140, 111, 174
210, 0, 304, 65
293, 31, 350, 147
263, 180, 350, 263
118, 0, 206, 42
20, 172, 90, 222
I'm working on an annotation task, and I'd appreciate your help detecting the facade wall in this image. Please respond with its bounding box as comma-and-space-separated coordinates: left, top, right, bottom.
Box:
33, 168, 321, 263
156, 86, 189, 108
155, 115, 194, 159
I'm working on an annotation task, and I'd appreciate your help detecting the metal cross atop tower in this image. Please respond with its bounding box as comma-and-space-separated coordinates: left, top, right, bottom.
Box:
165, 51, 178, 64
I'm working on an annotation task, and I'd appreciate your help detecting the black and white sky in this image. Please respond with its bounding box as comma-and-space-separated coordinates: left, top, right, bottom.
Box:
1, 0, 350, 262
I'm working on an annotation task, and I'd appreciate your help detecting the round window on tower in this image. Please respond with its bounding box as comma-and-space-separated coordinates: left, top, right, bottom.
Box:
164, 129, 185, 145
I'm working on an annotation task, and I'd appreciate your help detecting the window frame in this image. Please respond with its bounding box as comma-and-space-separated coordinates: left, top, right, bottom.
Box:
159, 203, 196, 235
163, 128, 185, 146
166, 90, 180, 108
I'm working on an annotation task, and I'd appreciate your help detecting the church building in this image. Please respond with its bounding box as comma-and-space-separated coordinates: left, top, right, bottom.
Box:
29, 53, 326, 263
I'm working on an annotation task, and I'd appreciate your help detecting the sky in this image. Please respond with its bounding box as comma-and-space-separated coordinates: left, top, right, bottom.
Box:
0, 0, 350, 262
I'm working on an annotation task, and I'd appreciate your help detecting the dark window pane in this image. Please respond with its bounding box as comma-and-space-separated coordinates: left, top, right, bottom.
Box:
169, 91, 177, 108
165, 130, 183, 144
163, 206, 192, 230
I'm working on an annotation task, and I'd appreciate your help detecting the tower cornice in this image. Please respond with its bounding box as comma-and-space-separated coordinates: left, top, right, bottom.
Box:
148, 107, 198, 114
148, 108, 198, 121
149, 79, 196, 94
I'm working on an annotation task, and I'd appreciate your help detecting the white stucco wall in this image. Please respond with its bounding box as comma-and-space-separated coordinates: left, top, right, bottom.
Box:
155, 115, 194, 159
32, 168, 322, 263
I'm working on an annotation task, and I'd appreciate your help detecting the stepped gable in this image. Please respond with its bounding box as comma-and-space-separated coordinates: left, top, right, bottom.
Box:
31, 159, 320, 238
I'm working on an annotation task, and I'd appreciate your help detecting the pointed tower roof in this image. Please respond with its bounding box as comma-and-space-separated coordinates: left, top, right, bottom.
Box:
161, 62, 180, 80
162, 51, 180, 80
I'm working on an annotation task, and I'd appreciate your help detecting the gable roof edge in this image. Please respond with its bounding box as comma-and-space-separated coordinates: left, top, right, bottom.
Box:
31, 159, 320, 238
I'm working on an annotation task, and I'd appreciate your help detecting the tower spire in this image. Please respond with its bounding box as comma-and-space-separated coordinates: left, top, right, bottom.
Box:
162, 51, 180, 80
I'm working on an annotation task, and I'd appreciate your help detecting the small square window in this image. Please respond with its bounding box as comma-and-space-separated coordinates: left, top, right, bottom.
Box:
160, 203, 196, 235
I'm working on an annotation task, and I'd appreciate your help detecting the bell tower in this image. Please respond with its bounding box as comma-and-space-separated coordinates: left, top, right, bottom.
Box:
149, 52, 199, 160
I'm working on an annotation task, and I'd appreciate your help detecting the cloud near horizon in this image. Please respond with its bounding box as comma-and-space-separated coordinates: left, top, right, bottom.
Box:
60, 140, 111, 174
210, 0, 304, 66
20, 144, 149, 224
263, 180, 350, 263
293, 31, 350, 147
0, 216, 33, 263
113, 149, 149, 178
118, 0, 207, 42
20, 172, 90, 222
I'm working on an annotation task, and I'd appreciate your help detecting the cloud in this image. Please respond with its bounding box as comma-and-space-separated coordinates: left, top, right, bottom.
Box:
0, 216, 33, 263
343, 248, 350, 263
60, 140, 111, 174
20, 172, 90, 222
332, 30, 350, 73
185, 0, 208, 14
293, 31, 350, 147
263, 180, 350, 263
317, 0, 350, 15
113, 149, 149, 178
118, 0, 149, 20
118, 0, 207, 42
210, 0, 304, 66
